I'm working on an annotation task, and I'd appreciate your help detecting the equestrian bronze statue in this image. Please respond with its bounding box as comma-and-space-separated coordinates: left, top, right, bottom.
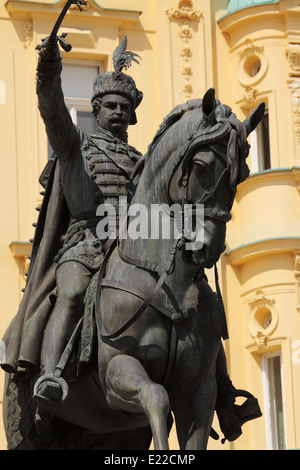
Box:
1, 1, 263, 450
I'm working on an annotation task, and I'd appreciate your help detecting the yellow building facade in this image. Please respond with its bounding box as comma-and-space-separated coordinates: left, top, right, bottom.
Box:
0, 0, 299, 450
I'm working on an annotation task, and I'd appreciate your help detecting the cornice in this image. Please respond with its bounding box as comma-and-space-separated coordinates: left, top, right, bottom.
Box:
218, 1, 300, 36
218, 3, 279, 30
5, 0, 142, 23
237, 166, 300, 195
225, 236, 300, 265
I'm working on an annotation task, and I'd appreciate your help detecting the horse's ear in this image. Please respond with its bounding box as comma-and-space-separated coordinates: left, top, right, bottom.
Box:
243, 102, 265, 136
202, 88, 216, 117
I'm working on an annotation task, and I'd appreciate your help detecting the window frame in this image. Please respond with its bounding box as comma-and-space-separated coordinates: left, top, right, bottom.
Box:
250, 105, 271, 173
262, 350, 287, 450
62, 59, 104, 126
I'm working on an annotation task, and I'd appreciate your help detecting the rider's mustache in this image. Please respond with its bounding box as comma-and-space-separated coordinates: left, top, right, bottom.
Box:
109, 115, 128, 124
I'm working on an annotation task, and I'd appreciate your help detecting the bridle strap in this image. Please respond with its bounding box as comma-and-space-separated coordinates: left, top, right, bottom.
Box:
184, 206, 232, 223
180, 145, 234, 221
214, 263, 229, 340
198, 164, 230, 206
95, 236, 184, 339
204, 207, 232, 222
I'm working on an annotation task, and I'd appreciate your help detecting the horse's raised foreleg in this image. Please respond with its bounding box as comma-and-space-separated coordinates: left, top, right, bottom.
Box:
172, 375, 217, 450
104, 354, 170, 450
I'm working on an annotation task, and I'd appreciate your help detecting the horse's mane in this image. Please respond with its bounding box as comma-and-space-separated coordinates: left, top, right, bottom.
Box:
146, 98, 250, 191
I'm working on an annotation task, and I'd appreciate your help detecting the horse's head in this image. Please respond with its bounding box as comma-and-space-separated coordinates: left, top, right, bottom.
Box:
166, 88, 265, 268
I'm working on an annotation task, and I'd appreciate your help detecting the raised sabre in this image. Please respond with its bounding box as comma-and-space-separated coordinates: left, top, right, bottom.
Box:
36, 0, 87, 52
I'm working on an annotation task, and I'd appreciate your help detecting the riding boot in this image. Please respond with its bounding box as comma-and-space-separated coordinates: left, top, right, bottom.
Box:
215, 369, 262, 443
33, 374, 69, 434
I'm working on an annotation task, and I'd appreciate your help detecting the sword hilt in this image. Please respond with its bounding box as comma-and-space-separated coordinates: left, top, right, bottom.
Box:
35, 0, 87, 52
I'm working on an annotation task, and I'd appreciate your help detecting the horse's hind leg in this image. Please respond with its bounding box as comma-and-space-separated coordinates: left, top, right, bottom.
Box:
172, 375, 217, 450
104, 354, 170, 450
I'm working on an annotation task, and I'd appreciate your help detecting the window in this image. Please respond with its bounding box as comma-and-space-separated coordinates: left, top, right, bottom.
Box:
48, 61, 103, 157
262, 352, 286, 449
244, 54, 261, 78
250, 107, 271, 173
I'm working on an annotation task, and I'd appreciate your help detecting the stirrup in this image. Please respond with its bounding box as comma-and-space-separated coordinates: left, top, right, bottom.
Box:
220, 390, 262, 444
33, 374, 69, 404
33, 374, 69, 433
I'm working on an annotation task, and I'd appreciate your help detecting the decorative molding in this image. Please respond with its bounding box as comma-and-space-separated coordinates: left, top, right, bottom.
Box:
292, 167, 300, 195
253, 330, 269, 349
9, 241, 32, 259
248, 290, 279, 350
9, 241, 32, 282
294, 252, 300, 280
166, 0, 202, 22
290, 79, 300, 142
22, 21, 33, 48
249, 289, 275, 311
243, 85, 257, 103
238, 38, 264, 61
286, 43, 300, 77
226, 236, 300, 266
178, 24, 193, 41
180, 45, 192, 60
69, 1, 89, 11
166, 1, 202, 100
246, 335, 289, 356
293, 108, 300, 141
294, 251, 300, 313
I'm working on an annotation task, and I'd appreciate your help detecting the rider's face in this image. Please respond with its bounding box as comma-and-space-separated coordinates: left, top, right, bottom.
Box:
97, 94, 132, 135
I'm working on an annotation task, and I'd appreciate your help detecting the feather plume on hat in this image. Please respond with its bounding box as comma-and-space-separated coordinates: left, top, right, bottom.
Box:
113, 35, 141, 73
91, 35, 143, 125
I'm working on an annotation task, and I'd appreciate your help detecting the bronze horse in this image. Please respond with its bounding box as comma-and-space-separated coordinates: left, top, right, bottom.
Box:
3, 90, 264, 450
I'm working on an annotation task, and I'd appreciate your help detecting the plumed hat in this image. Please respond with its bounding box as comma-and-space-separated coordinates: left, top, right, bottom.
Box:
91, 36, 143, 125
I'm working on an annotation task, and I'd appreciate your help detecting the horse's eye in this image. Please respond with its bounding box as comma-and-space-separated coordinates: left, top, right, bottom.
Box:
194, 162, 205, 173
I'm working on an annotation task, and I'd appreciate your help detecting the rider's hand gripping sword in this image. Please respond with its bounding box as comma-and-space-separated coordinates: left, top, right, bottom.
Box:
35, 0, 87, 53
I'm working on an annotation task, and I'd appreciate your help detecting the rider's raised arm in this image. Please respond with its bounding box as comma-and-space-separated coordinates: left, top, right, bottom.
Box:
36, 41, 78, 160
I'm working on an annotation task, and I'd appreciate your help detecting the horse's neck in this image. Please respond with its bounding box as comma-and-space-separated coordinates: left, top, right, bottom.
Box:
120, 154, 208, 306
119, 160, 177, 273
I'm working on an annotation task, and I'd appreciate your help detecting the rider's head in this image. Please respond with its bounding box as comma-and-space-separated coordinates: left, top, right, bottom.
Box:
91, 72, 143, 135
94, 93, 132, 136
91, 36, 143, 136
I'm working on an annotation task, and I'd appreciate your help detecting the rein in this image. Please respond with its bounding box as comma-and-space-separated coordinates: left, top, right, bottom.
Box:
94, 233, 228, 341
183, 146, 230, 341
95, 235, 184, 339
50, 233, 228, 381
